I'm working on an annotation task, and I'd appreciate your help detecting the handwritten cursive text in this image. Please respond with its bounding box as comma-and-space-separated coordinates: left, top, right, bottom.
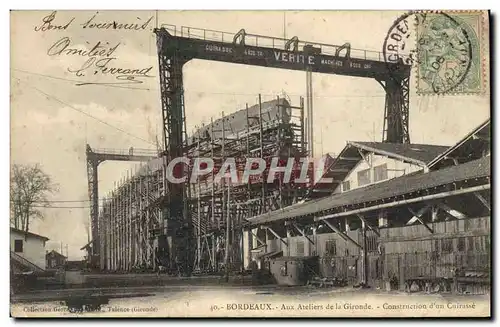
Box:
81, 12, 153, 30
34, 11, 74, 32
68, 57, 154, 85
47, 37, 120, 58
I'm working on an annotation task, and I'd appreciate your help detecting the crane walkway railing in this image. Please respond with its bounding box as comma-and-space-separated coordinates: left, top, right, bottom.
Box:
89, 147, 159, 157
160, 24, 390, 62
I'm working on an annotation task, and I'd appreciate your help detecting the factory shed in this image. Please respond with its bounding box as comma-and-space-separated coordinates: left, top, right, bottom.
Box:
247, 156, 490, 226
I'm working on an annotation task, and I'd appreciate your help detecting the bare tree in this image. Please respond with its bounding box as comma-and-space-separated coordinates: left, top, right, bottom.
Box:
10, 164, 57, 235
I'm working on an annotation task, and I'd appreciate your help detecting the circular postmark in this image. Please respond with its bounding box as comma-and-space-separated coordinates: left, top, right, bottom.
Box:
383, 11, 473, 94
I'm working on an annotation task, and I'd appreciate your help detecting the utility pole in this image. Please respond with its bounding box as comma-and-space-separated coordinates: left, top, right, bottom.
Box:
306, 66, 314, 158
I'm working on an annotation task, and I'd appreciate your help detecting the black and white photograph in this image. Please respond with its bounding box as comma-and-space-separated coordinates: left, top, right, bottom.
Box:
9, 9, 491, 318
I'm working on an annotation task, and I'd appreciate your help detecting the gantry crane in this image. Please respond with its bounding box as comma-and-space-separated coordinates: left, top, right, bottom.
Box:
154, 25, 411, 276
86, 145, 157, 269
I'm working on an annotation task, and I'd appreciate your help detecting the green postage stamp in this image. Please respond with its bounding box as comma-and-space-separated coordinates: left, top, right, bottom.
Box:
415, 11, 487, 95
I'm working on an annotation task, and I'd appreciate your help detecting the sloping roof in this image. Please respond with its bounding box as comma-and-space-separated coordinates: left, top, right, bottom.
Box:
350, 141, 450, 165
10, 227, 49, 241
428, 119, 491, 170
248, 156, 490, 226
46, 250, 66, 259
305, 140, 449, 199
80, 240, 93, 251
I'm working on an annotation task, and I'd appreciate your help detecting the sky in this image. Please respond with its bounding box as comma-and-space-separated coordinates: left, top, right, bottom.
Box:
10, 10, 490, 259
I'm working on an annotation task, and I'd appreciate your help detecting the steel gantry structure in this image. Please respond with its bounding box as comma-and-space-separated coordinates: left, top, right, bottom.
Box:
154, 25, 411, 276
86, 145, 158, 267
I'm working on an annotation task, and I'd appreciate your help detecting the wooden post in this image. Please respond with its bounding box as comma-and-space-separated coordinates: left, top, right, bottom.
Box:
286, 225, 291, 256
378, 210, 388, 228
431, 205, 438, 222
361, 219, 368, 285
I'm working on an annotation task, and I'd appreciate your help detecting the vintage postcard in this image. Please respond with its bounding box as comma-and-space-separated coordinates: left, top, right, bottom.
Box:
10, 10, 491, 318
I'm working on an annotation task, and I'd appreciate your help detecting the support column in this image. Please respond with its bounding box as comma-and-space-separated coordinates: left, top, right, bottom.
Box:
382, 75, 410, 144
345, 218, 351, 232
155, 32, 193, 276
265, 228, 269, 248
247, 229, 253, 270
431, 205, 439, 222
378, 210, 388, 228
361, 219, 368, 285
86, 146, 100, 262
286, 225, 291, 256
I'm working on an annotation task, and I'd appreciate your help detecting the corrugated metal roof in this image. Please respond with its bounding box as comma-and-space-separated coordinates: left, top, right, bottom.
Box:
350, 141, 450, 165
248, 156, 490, 226
428, 119, 491, 170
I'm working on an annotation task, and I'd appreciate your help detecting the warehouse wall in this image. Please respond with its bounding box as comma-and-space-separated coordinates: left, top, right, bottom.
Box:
333, 154, 423, 194
261, 216, 490, 287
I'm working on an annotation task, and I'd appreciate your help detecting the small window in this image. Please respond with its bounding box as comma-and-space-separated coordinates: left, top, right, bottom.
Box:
357, 169, 370, 186
342, 181, 351, 192
14, 239, 23, 253
374, 164, 388, 182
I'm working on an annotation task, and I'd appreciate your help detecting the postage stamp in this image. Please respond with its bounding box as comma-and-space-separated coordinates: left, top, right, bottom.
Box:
415, 11, 486, 95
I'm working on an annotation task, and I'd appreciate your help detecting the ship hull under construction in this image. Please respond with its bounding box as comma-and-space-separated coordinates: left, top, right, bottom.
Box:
96, 96, 315, 274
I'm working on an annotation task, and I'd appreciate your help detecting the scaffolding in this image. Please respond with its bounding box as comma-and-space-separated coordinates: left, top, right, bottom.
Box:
99, 158, 165, 271
96, 94, 320, 274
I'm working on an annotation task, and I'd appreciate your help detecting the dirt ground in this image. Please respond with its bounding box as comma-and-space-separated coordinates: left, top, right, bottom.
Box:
10, 285, 491, 318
